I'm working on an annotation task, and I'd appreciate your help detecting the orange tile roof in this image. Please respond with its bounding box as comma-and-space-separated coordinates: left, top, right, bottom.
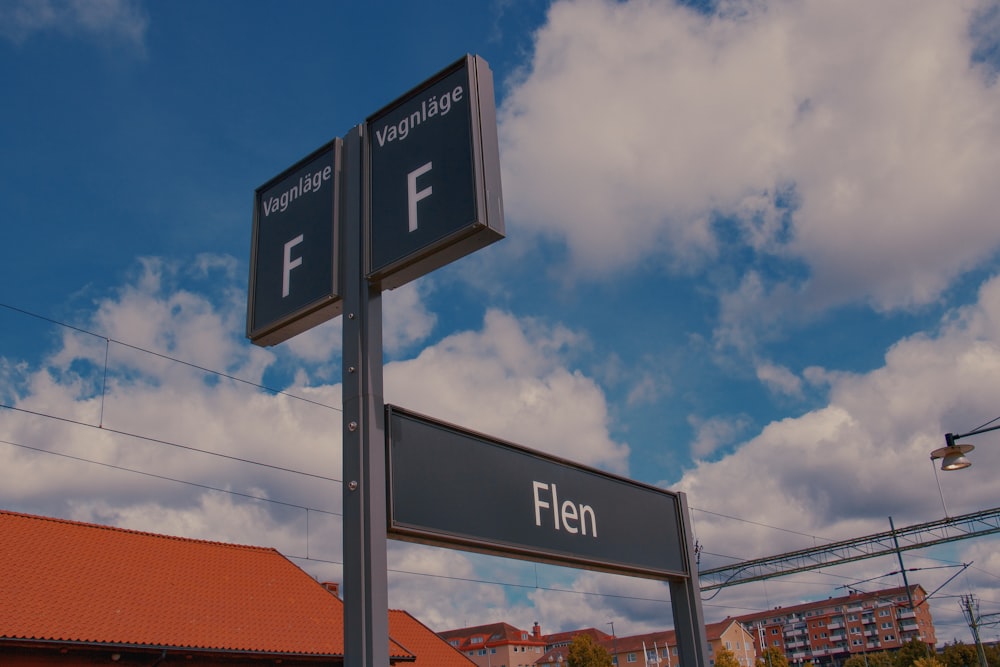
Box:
389, 610, 476, 667
0, 510, 411, 660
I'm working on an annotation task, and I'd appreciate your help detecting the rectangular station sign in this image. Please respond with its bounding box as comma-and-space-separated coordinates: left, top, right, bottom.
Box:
385, 406, 690, 580
367, 54, 504, 290
247, 139, 342, 346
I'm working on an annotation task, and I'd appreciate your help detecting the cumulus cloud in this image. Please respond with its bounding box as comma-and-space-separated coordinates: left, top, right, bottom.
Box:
676, 273, 1000, 617
0, 255, 632, 630
500, 0, 1000, 319
385, 309, 630, 474
688, 413, 753, 459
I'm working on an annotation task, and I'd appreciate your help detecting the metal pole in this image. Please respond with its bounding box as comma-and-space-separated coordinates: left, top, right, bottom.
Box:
670, 492, 710, 667
888, 517, 917, 612
962, 594, 989, 667
341, 124, 389, 667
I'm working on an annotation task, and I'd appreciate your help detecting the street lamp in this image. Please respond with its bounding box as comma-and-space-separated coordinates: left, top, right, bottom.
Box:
930, 421, 1000, 471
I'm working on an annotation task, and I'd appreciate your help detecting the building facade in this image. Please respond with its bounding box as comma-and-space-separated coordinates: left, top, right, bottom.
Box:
439, 621, 548, 667
736, 585, 936, 667
597, 619, 756, 667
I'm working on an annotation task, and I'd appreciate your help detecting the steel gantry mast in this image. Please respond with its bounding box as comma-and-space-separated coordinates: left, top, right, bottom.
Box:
698, 506, 1000, 591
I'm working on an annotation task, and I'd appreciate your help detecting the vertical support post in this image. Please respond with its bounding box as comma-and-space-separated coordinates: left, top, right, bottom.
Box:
341, 124, 389, 667
669, 492, 709, 667
889, 517, 916, 612
962, 594, 989, 667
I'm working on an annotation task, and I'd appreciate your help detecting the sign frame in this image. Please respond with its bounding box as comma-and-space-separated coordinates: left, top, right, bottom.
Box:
384, 404, 693, 581
247, 138, 343, 346
365, 54, 504, 290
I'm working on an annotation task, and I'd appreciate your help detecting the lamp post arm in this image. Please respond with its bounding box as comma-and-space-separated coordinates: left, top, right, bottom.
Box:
949, 422, 1000, 445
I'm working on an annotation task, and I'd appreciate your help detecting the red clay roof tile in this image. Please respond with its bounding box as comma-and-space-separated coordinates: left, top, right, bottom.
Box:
388, 610, 476, 667
0, 510, 411, 659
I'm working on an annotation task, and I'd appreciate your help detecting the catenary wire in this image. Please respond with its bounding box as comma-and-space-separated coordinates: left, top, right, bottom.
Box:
0, 403, 341, 483
0, 438, 339, 516
4, 301, 999, 616
0, 301, 341, 412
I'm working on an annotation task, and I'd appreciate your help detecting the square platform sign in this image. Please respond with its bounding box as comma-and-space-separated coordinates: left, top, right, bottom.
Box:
247, 139, 342, 346
367, 55, 504, 290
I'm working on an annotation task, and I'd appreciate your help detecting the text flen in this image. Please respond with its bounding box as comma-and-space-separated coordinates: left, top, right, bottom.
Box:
532, 481, 597, 538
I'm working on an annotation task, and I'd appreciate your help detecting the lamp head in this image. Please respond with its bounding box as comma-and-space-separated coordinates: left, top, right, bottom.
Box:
931, 438, 975, 471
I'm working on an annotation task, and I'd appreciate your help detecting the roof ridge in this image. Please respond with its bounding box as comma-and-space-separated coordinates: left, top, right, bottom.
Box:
0, 509, 279, 553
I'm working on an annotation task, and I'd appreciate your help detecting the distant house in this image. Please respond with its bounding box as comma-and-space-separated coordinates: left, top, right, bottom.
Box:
0, 509, 472, 666
613, 619, 754, 667
444, 618, 754, 667
439, 621, 548, 667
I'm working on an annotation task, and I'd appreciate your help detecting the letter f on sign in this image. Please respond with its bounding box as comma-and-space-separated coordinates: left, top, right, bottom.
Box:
282, 234, 304, 298
407, 162, 433, 232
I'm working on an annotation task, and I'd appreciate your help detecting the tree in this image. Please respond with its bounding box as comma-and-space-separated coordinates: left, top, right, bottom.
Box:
941, 642, 979, 667
942, 641, 1000, 667
912, 657, 945, 667
567, 633, 614, 667
844, 652, 894, 667
896, 640, 934, 667
715, 647, 742, 667
756, 646, 790, 667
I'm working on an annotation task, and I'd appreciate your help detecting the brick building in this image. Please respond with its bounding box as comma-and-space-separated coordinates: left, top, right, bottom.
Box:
736, 585, 936, 667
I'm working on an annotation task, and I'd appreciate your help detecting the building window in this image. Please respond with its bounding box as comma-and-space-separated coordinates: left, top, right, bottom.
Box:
879, 610, 890, 617
850, 628, 860, 635
773, 641, 780, 647
627, 653, 637, 663
472, 637, 483, 644
884, 635, 896, 642
881, 622, 892, 629
771, 628, 779, 635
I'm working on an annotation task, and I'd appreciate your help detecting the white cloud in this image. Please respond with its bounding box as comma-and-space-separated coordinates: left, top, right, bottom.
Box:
0, 256, 634, 632
500, 0, 1000, 318
0, 0, 149, 48
385, 309, 630, 475
688, 413, 753, 459
755, 360, 802, 398
677, 273, 1000, 582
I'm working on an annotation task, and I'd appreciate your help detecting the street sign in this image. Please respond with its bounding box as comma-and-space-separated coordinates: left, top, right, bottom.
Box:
247, 139, 342, 346
385, 405, 690, 579
367, 54, 504, 290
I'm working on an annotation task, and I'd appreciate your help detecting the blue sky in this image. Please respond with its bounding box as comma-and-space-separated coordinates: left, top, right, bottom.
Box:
3, 0, 1000, 646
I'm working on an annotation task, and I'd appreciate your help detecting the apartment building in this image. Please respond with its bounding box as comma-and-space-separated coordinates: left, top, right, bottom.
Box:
736, 585, 936, 667
440, 621, 548, 667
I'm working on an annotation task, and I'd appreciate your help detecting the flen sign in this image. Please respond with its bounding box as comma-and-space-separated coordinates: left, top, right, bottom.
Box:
385, 405, 690, 580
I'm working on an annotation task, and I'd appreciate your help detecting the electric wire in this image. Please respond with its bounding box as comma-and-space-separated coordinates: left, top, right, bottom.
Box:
0, 302, 341, 412
4, 300, 1000, 622
0, 437, 339, 516
0, 402, 341, 483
